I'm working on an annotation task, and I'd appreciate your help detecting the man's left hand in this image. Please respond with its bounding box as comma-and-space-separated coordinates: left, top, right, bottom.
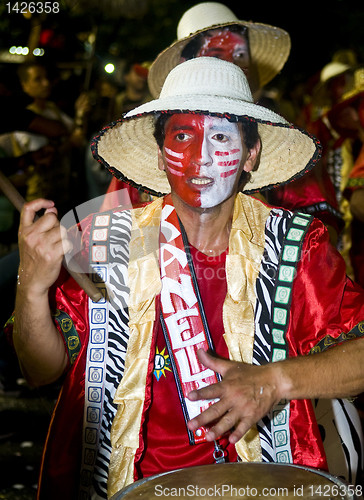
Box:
187, 349, 282, 444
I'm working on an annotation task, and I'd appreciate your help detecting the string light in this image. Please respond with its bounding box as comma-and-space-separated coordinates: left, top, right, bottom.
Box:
104, 63, 115, 74
8, 46, 44, 56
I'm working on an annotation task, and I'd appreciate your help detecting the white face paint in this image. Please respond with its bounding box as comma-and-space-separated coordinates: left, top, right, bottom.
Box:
198, 116, 243, 208
163, 114, 244, 209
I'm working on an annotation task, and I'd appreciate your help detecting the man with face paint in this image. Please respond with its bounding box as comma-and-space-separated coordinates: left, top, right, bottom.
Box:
8, 58, 364, 499
160, 114, 248, 210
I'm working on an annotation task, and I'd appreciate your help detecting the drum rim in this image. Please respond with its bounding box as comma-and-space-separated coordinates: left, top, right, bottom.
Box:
109, 462, 355, 500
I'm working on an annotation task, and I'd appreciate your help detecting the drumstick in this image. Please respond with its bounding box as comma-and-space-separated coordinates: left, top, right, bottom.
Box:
0, 170, 103, 302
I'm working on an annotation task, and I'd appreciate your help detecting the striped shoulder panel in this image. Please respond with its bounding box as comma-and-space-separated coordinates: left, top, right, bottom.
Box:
254, 207, 293, 463
270, 211, 314, 465
254, 209, 314, 464
271, 212, 314, 362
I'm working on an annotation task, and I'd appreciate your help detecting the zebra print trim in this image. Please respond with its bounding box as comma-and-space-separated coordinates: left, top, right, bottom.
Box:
81, 213, 111, 500
313, 398, 364, 488
253, 208, 293, 463
89, 210, 132, 500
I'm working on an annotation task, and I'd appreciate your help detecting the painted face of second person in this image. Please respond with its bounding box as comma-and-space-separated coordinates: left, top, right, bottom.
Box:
182, 27, 250, 77
160, 113, 245, 209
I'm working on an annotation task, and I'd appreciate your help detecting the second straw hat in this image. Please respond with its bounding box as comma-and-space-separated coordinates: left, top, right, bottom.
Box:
148, 2, 291, 98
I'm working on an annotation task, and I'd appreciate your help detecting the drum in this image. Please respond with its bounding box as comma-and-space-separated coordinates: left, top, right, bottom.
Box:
110, 463, 362, 500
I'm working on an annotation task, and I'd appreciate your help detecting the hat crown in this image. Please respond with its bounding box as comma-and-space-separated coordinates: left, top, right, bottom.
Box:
320, 62, 351, 83
177, 2, 239, 40
159, 57, 254, 104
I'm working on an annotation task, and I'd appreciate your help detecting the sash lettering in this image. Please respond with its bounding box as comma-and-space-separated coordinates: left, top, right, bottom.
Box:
159, 196, 220, 444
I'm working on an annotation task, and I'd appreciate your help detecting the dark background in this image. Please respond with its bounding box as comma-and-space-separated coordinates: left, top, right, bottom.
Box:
1, 0, 363, 97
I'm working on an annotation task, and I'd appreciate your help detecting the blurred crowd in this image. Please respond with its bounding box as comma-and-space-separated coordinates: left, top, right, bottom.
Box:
261, 48, 364, 290
0, 58, 152, 253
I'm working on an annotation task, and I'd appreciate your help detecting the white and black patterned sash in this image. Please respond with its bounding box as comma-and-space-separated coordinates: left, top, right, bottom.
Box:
82, 210, 132, 500
254, 208, 292, 462
80, 213, 111, 499
253, 210, 314, 463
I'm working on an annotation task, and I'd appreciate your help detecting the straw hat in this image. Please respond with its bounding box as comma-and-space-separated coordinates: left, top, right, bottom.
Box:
320, 62, 352, 85
92, 58, 321, 197
148, 2, 291, 98
312, 61, 354, 108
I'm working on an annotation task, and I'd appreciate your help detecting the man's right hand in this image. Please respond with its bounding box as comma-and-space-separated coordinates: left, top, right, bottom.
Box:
14, 199, 71, 386
17, 199, 73, 296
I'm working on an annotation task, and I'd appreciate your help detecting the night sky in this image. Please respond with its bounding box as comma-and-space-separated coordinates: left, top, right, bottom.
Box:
225, 0, 364, 86
3, 0, 364, 95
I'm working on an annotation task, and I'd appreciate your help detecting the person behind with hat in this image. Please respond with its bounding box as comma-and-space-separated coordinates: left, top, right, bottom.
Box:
303, 59, 355, 171
327, 67, 364, 289
148, 1, 290, 99
9, 58, 364, 499
311, 61, 354, 119
146, 2, 343, 243
297, 58, 357, 242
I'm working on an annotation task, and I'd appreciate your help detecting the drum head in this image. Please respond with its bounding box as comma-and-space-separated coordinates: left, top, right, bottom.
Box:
111, 463, 357, 499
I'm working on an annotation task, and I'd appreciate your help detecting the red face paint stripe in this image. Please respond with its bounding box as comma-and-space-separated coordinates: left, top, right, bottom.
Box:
167, 167, 184, 176
214, 148, 240, 156
220, 168, 238, 178
218, 159, 240, 167
167, 158, 184, 167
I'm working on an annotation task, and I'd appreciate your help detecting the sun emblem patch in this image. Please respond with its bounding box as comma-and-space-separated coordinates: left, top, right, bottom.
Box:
154, 346, 172, 381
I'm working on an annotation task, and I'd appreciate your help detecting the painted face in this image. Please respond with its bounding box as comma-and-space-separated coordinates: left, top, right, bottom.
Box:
197, 28, 250, 75
162, 114, 244, 209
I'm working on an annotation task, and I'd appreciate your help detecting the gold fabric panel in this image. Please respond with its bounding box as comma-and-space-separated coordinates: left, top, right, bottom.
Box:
108, 200, 162, 498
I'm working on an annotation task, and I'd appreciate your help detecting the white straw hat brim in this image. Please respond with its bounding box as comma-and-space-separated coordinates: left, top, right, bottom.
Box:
148, 9, 291, 99
93, 111, 320, 196
92, 58, 321, 196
